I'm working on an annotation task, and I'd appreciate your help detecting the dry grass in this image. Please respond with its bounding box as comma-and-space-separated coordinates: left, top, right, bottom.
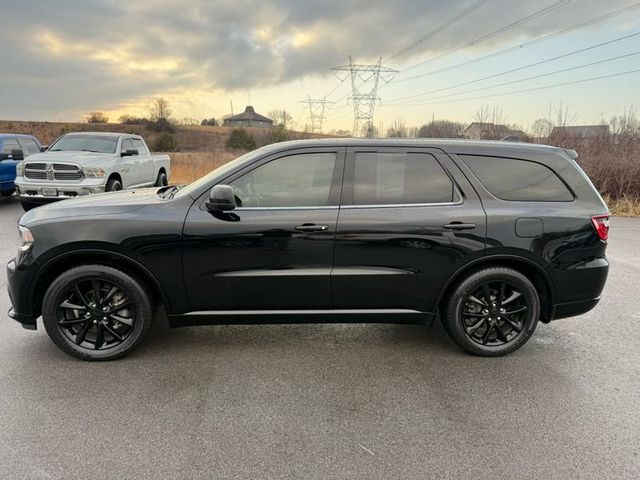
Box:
603, 195, 640, 217
169, 150, 240, 184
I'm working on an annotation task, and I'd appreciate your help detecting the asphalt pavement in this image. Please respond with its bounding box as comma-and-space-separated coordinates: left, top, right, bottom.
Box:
0, 194, 638, 479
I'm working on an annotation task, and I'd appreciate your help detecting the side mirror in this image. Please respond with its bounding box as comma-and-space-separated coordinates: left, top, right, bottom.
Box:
206, 184, 237, 211
11, 149, 24, 161
0, 153, 9, 161
121, 149, 138, 157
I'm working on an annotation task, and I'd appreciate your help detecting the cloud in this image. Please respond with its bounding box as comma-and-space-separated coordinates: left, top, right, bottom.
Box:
0, 0, 636, 119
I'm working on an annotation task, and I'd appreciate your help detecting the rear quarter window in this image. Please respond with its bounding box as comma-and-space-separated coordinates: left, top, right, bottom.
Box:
460, 155, 573, 202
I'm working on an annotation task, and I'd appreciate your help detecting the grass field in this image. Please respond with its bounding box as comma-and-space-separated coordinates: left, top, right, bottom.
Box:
170, 151, 240, 184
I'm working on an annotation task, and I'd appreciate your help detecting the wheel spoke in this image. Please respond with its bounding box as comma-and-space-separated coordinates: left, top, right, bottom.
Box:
59, 317, 90, 326
109, 314, 133, 327
74, 286, 90, 307
502, 317, 522, 332
102, 285, 119, 304
481, 324, 494, 345
75, 320, 92, 345
94, 323, 104, 350
107, 301, 131, 314
59, 300, 86, 311
498, 282, 506, 308
103, 323, 124, 342
462, 310, 485, 317
504, 305, 528, 315
92, 280, 102, 303
502, 291, 522, 305
495, 326, 509, 343
468, 295, 487, 307
467, 317, 487, 334
482, 283, 492, 305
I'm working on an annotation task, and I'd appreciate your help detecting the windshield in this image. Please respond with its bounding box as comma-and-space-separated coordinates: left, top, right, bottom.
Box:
174, 148, 266, 198
49, 135, 118, 154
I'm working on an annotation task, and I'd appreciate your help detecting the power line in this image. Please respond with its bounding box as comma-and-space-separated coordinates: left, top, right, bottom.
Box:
386, 49, 640, 105
386, 31, 640, 103
388, 0, 487, 61
391, 1, 640, 83
382, 68, 640, 107
395, 0, 570, 74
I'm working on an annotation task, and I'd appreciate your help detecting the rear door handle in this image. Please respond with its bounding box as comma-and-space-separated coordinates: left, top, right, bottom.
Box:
443, 222, 476, 230
295, 224, 329, 232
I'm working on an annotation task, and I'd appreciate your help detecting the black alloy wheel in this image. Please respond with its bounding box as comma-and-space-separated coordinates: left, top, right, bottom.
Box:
42, 265, 153, 360
442, 267, 540, 356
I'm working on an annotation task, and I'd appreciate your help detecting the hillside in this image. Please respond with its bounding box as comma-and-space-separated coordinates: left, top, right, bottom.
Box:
0, 120, 324, 152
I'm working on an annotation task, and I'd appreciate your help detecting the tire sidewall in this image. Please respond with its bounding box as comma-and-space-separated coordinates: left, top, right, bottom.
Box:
107, 179, 122, 192
42, 265, 152, 361
446, 268, 540, 356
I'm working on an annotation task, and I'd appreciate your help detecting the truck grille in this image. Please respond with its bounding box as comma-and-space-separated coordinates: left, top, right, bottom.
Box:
24, 163, 82, 181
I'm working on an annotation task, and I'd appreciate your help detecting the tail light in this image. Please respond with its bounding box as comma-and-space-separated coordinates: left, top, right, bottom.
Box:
591, 214, 610, 241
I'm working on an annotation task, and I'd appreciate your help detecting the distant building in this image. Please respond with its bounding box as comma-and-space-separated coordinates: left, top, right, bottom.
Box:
223, 106, 273, 128
549, 125, 610, 142
464, 122, 525, 140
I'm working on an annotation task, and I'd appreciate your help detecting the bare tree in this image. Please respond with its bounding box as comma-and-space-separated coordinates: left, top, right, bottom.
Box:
418, 120, 465, 138
86, 112, 108, 123
148, 97, 172, 122
386, 118, 409, 138
268, 109, 293, 128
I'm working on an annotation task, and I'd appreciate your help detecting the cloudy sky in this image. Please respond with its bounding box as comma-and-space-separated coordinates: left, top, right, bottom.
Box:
1, 0, 639, 132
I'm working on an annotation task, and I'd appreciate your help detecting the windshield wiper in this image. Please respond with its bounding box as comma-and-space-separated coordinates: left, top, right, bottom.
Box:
80, 149, 101, 153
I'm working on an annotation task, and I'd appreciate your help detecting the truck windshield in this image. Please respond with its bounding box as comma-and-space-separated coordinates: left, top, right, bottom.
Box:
49, 135, 118, 154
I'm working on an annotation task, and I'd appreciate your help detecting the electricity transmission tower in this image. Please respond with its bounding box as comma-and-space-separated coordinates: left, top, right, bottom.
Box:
331, 56, 397, 136
300, 96, 334, 133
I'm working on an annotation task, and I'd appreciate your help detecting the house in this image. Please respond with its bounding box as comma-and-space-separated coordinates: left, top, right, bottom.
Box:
464, 122, 525, 140
223, 106, 273, 128
549, 125, 610, 141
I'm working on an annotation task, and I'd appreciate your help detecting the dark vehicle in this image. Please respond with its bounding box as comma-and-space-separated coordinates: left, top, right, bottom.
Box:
0, 134, 44, 196
6, 139, 610, 361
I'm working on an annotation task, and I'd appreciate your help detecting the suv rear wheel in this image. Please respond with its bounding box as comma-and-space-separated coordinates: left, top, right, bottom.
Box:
42, 265, 153, 361
442, 267, 540, 356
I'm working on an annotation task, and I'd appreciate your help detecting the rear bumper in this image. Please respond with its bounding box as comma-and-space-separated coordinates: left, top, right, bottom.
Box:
550, 297, 601, 320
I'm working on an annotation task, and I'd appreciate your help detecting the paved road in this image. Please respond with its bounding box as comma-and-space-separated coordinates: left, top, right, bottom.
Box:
0, 195, 638, 479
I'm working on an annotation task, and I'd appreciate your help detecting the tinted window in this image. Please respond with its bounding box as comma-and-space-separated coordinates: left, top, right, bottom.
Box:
122, 139, 135, 153
352, 152, 454, 205
49, 135, 118, 154
1, 138, 21, 154
132, 139, 148, 155
230, 152, 336, 207
461, 155, 573, 202
18, 138, 40, 155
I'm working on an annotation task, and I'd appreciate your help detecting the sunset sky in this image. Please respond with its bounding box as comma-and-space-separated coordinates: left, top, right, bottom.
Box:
1, 0, 639, 133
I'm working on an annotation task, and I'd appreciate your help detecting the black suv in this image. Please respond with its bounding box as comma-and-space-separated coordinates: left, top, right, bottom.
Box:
6, 139, 610, 360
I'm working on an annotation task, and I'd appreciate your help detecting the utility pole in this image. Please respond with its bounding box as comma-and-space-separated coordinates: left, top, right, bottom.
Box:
332, 56, 397, 137
299, 96, 334, 133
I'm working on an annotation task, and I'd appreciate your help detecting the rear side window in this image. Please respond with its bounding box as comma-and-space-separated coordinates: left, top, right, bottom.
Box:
461, 155, 573, 202
18, 138, 40, 155
352, 152, 455, 205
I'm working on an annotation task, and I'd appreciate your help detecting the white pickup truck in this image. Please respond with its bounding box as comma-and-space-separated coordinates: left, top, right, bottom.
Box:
14, 132, 171, 211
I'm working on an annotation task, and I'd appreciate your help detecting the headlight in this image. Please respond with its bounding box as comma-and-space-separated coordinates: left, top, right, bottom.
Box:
18, 225, 34, 253
16, 162, 24, 176
82, 167, 106, 177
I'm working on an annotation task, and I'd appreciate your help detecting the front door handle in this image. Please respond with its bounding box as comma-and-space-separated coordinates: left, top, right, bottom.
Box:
295, 223, 329, 232
443, 222, 476, 230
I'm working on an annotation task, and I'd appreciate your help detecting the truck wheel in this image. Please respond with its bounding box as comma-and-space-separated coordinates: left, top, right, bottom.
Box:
21, 201, 38, 211
155, 171, 168, 187
1, 189, 15, 196
106, 178, 123, 192
42, 264, 153, 361
441, 267, 540, 356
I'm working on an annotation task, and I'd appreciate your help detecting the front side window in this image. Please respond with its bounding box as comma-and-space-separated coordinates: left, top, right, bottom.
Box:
1, 138, 21, 154
122, 139, 135, 153
49, 135, 118, 154
460, 155, 573, 202
132, 139, 148, 155
352, 152, 455, 205
18, 138, 40, 155
230, 152, 337, 208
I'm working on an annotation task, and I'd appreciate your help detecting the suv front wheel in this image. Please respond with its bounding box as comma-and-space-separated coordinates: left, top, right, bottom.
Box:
442, 267, 540, 356
42, 265, 153, 361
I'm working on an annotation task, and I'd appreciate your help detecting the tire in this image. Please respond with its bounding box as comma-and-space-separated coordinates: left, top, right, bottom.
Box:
106, 178, 123, 192
42, 264, 153, 361
155, 171, 168, 187
442, 267, 540, 356
1, 189, 15, 196
21, 201, 38, 211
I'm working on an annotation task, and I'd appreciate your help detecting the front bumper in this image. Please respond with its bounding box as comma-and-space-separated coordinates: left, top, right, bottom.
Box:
15, 178, 106, 202
6, 258, 38, 330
